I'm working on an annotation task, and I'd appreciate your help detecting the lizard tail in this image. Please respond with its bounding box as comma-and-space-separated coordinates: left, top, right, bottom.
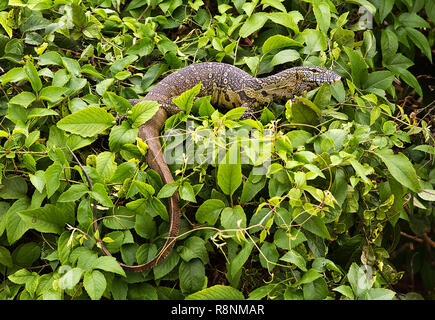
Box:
98, 107, 181, 272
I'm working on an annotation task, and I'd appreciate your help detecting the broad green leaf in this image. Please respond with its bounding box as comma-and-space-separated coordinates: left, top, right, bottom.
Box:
1, 67, 27, 85
92, 256, 126, 277
185, 285, 244, 300
241, 169, 267, 204
62, 57, 81, 76
303, 277, 328, 300
313, 2, 330, 33
179, 259, 206, 294
57, 184, 89, 202
25, 60, 42, 92
180, 236, 209, 264
365, 71, 394, 90
239, 12, 268, 38
9, 92, 36, 108
258, 241, 279, 271
221, 205, 247, 230
262, 35, 302, 54
280, 250, 307, 271
57, 106, 115, 137
83, 270, 106, 300
179, 181, 197, 203
268, 11, 303, 32
6, 198, 31, 244
173, 83, 201, 114
195, 199, 225, 225
95, 152, 117, 181
296, 212, 331, 239
404, 27, 432, 63
18, 203, 75, 234
39, 51, 63, 66
39, 86, 68, 103
44, 161, 62, 198
153, 251, 180, 279
366, 288, 396, 300
58, 267, 83, 290
270, 49, 300, 67
0, 175, 28, 199
0, 246, 13, 268
110, 55, 138, 75
230, 241, 255, 276
129, 101, 160, 128
103, 92, 132, 114
217, 142, 242, 196
90, 183, 114, 207
294, 268, 322, 286
345, 0, 376, 14
374, 148, 421, 193
344, 47, 368, 88
95, 78, 114, 96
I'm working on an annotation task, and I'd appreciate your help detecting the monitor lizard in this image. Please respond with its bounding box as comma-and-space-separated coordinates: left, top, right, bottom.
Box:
99, 62, 341, 272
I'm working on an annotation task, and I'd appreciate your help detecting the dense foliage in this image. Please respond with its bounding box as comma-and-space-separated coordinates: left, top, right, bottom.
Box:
0, 0, 434, 300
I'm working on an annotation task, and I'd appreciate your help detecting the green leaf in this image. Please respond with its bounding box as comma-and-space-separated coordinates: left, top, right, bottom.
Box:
258, 241, 279, 271
95, 78, 114, 96
262, 35, 302, 54
313, 2, 330, 33
180, 236, 209, 264
0, 175, 28, 199
90, 183, 114, 207
344, 47, 368, 88
109, 55, 138, 76
71, 3, 87, 28
58, 267, 83, 290
0, 246, 13, 268
83, 270, 106, 300
195, 199, 225, 225
129, 101, 160, 128
268, 11, 303, 32
239, 12, 268, 38
294, 268, 322, 286
57, 106, 115, 137
297, 212, 331, 239
25, 60, 42, 92
404, 27, 432, 63
153, 251, 180, 279
179, 259, 206, 294
270, 49, 300, 67
179, 181, 197, 203
92, 256, 126, 277
345, 0, 376, 15
96, 151, 117, 181
221, 205, 247, 230
108, 122, 138, 152
374, 148, 422, 193
39, 86, 68, 103
230, 241, 255, 276
280, 250, 307, 271
241, 169, 267, 204
18, 203, 75, 234
6, 198, 31, 245
173, 83, 201, 114
365, 71, 394, 90
57, 184, 89, 202
185, 285, 244, 300
9, 92, 36, 108
217, 142, 242, 196
44, 161, 62, 198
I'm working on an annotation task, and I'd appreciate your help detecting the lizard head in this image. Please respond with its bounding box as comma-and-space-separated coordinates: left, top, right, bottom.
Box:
294, 66, 341, 86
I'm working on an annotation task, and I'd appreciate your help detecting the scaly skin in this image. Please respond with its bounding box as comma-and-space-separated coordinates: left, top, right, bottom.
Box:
113, 62, 340, 272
